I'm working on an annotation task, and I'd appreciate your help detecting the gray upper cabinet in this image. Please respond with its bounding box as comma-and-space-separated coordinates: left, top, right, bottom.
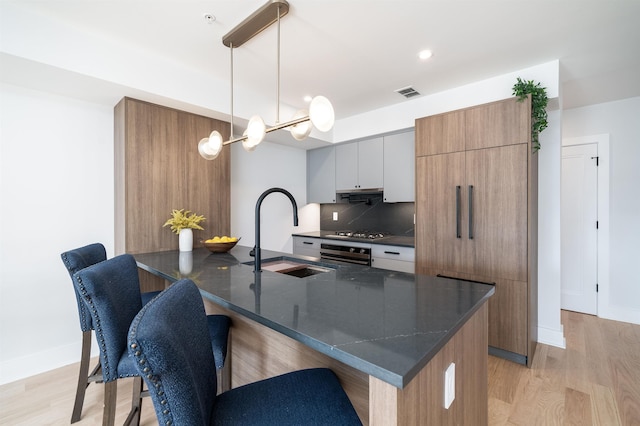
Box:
307, 146, 336, 204
335, 137, 384, 191
383, 131, 415, 202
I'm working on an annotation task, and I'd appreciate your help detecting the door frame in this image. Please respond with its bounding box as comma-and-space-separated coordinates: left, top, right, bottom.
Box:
561, 134, 609, 318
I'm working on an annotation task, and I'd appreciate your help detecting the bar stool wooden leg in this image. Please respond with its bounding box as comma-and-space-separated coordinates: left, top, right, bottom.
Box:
71, 330, 92, 423
102, 381, 117, 426
123, 377, 143, 426
216, 330, 231, 394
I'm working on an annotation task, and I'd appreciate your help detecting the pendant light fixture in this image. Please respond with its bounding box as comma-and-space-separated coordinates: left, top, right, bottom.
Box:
198, 0, 335, 160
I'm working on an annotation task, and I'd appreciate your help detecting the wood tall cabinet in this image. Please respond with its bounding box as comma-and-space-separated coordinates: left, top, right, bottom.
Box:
114, 97, 231, 258
415, 96, 538, 365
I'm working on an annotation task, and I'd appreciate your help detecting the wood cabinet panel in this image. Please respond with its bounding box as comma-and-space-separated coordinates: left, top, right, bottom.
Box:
465, 144, 528, 281
415, 96, 536, 365
115, 98, 230, 255
465, 97, 531, 150
416, 153, 465, 273
415, 109, 465, 157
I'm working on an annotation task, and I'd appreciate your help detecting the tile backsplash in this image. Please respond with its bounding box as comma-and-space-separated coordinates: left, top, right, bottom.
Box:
320, 194, 414, 237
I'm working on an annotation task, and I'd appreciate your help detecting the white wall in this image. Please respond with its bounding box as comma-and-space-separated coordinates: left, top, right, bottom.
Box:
0, 83, 114, 384
230, 141, 319, 253
0, 81, 316, 385
563, 97, 640, 324
536, 109, 565, 347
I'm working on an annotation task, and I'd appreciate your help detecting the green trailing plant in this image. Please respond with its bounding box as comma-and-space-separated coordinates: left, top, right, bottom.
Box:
512, 77, 548, 152
163, 209, 206, 234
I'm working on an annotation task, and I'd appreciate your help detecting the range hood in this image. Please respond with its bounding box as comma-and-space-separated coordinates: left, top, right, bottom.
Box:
336, 189, 383, 204
336, 188, 383, 194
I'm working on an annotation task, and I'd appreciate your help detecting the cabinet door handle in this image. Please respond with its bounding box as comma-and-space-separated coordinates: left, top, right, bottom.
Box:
384, 251, 400, 255
456, 186, 461, 238
468, 185, 474, 240
303, 241, 313, 245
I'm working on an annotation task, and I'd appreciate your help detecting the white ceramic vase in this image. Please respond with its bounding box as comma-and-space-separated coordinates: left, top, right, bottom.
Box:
178, 228, 193, 252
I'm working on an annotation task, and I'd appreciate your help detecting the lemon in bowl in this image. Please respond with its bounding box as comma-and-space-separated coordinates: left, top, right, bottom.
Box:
203, 236, 240, 253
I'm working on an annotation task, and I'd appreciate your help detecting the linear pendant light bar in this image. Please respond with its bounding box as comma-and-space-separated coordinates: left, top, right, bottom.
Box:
199, 0, 334, 160
222, 0, 290, 48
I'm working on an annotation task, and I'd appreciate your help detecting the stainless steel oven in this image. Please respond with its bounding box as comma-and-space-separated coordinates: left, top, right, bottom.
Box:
320, 241, 372, 266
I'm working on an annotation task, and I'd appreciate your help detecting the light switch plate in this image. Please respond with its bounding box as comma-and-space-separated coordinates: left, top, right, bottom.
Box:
333, 211, 338, 221
444, 362, 455, 409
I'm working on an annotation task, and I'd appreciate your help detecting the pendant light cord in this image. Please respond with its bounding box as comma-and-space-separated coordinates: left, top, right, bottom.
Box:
276, 5, 281, 124
230, 43, 234, 140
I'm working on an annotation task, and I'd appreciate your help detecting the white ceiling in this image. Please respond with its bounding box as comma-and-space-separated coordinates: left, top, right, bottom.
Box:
3, 0, 640, 122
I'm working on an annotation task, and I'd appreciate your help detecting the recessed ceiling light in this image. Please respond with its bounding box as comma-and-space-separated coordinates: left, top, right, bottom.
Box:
418, 50, 433, 60
303, 95, 313, 103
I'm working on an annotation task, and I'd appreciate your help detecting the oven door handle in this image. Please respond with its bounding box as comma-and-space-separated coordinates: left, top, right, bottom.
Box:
320, 253, 370, 266
319, 248, 370, 260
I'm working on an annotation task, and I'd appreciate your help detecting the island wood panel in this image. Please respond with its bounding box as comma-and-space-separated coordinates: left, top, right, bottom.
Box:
204, 298, 489, 426
114, 97, 230, 256
202, 300, 371, 424
369, 303, 488, 426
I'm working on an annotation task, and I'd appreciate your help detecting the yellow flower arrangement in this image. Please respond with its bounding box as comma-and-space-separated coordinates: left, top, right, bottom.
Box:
162, 209, 206, 234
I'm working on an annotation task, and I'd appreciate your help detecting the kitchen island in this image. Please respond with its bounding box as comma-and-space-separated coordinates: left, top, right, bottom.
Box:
134, 246, 494, 425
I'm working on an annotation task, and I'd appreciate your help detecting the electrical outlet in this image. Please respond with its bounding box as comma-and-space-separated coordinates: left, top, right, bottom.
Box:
333, 211, 338, 221
444, 362, 455, 409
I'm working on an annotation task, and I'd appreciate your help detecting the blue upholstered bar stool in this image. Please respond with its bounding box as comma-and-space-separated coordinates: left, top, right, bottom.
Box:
128, 279, 362, 426
72, 253, 148, 426
68, 250, 232, 425
61, 243, 160, 423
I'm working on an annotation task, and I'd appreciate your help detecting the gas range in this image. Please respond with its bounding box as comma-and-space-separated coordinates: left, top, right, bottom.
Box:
320, 231, 388, 266
332, 230, 388, 240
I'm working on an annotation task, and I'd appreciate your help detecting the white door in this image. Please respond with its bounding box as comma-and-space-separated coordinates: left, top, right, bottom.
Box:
561, 144, 598, 314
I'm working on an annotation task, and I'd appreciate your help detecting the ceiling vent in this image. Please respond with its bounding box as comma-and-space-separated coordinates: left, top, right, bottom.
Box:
395, 86, 421, 99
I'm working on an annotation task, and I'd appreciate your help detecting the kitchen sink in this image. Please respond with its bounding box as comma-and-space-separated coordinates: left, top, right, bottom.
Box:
243, 257, 336, 278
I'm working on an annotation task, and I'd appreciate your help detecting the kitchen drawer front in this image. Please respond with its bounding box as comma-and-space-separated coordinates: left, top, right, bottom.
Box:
371, 245, 415, 262
293, 237, 321, 258
371, 245, 415, 273
371, 257, 414, 274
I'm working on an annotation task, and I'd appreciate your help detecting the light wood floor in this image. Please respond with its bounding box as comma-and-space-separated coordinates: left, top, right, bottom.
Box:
1, 310, 639, 425
489, 310, 640, 425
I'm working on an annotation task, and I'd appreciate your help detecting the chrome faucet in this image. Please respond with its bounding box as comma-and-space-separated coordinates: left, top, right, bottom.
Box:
252, 187, 298, 272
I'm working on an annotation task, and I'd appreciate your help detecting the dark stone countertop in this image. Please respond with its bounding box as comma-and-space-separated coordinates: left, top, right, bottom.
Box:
292, 231, 415, 248
133, 245, 493, 388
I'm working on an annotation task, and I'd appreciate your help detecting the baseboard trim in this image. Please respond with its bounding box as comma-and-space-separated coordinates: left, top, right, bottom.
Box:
537, 324, 566, 349
0, 340, 95, 385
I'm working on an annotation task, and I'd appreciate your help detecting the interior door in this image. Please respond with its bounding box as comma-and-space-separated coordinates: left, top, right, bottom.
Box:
561, 143, 598, 314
